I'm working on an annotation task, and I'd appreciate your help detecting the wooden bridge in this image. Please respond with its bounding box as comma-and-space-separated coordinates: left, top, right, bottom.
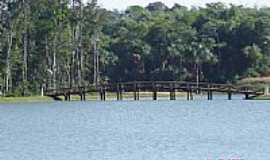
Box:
44, 81, 264, 101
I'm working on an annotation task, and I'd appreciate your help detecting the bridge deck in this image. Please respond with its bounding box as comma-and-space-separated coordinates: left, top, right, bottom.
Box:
44, 81, 263, 101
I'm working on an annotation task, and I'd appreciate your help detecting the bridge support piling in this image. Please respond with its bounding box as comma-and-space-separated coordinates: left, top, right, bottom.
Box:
207, 84, 212, 100
228, 92, 232, 100
187, 84, 190, 100
80, 94, 83, 101
187, 90, 193, 100
117, 91, 120, 101
152, 82, 157, 100
117, 84, 120, 100
153, 91, 157, 100
207, 91, 213, 100
187, 87, 193, 101
245, 93, 249, 100
67, 92, 71, 101
100, 88, 106, 101
103, 90, 106, 101
116, 84, 123, 101
133, 83, 140, 101
133, 91, 139, 101
170, 84, 176, 100
120, 91, 123, 100
134, 91, 137, 100
190, 90, 193, 100
170, 91, 176, 100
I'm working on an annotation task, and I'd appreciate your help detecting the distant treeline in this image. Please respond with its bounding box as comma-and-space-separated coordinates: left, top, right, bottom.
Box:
0, 0, 270, 96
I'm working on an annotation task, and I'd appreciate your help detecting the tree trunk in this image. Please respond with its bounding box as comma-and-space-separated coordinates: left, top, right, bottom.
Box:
22, 32, 28, 95
93, 33, 100, 86
5, 30, 13, 93
22, 0, 29, 96
77, 0, 83, 87
52, 35, 57, 89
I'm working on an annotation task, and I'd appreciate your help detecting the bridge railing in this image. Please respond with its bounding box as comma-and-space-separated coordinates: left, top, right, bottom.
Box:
45, 81, 264, 97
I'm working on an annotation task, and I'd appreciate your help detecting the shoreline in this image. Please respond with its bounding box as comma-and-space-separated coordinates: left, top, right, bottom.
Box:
0, 92, 187, 103
252, 95, 270, 100
1, 92, 269, 104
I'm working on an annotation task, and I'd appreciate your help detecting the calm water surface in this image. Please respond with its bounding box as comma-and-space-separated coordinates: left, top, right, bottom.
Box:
0, 98, 270, 160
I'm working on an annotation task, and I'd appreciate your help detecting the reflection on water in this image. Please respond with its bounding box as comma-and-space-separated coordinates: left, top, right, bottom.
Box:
0, 98, 270, 160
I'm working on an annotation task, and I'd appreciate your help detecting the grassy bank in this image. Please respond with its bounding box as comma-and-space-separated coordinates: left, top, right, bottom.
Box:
0, 96, 53, 103
0, 92, 187, 103
252, 95, 270, 100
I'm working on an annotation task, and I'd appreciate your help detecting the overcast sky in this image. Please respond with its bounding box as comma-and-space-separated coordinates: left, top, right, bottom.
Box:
97, 0, 270, 10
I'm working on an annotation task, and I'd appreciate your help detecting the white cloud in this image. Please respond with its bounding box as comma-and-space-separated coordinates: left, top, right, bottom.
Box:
97, 0, 270, 10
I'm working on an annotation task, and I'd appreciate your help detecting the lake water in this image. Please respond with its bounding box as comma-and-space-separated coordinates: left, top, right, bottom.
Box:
0, 97, 270, 160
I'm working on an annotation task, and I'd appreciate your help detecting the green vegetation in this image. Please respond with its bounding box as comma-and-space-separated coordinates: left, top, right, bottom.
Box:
1, 1, 270, 97
0, 92, 186, 103
252, 95, 270, 100
0, 96, 52, 103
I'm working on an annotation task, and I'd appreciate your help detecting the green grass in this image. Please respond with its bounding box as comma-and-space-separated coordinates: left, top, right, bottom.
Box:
0, 92, 187, 103
252, 95, 270, 100
0, 96, 53, 103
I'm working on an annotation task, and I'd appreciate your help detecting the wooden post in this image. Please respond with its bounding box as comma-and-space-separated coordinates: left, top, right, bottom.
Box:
170, 91, 176, 100
190, 88, 193, 100
170, 84, 176, 100
68, 92, 71, 101
245, 93, 249, 100
134, 83, 138, 101
187, 84, 193, 100
153, 91, 157, 100
228, 86, 232, 100
133, 83, 136, 101
117, 84, 120, 101
120, 84, 123, 100
137, 83, 140, 101
228, 92, 232, 100
83, 91, 86, 101
100, 88, 104, 101
117, 91, 120, 101
103, 89, 106, 101
207, 84, 210, 100
207, 84, 212, 100
264, 84, 269, 96
80, 93, 83, 101
153, 82, 157, 100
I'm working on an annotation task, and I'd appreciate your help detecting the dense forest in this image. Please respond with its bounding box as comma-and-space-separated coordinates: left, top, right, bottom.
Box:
1, 0, 270, 96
